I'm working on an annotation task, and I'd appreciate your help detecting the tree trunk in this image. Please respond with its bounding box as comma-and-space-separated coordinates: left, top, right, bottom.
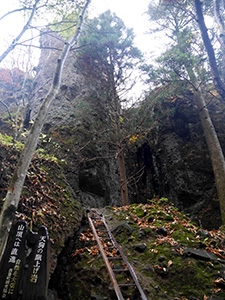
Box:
188, 68, 225, 224
0, 0, 91, 258
117, 142, 129, 206
214, 0, 225, 81
159, 0, 225, 223
108, 47, 129, 207
194, 0, 225, 100
176, 22, 225, 224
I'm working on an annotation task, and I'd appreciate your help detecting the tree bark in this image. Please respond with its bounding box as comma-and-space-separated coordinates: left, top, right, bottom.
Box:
0, 101, 12, 121
108, 48, 129, 207
0, 0, 91, 258
194, 0, 225, 100
177, 23, 225, 224
117, 142, 129, 206
188, 68, 225, 224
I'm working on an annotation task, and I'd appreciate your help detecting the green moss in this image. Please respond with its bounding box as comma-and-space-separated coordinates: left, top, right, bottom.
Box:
164, 258, 214, 298
93, 202, 225, 299
172, 230, 199, 247
69, 279, 91, 299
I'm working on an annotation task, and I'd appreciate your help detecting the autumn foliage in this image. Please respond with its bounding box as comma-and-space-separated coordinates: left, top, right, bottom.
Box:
0, 68, 24, 102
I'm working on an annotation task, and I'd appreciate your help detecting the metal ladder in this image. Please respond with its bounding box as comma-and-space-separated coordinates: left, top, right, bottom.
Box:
87, 209, 148, 300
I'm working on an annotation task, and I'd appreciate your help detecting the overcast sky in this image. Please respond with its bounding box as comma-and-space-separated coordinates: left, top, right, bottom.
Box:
0, 0, 166, 99
0, 0, 166, 67
89, 0, 151, 52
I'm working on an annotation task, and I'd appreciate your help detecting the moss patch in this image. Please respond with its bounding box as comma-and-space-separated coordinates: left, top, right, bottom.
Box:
65, 200, 225, 300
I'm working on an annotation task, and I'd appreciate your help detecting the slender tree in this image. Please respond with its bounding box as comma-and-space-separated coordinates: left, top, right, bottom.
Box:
213, 0, 225, 82
75, 10, 143, 206
0, 0, 91, 257
146, 1, 225, 223
0, 0, 86, 65
0, 0, 87, 137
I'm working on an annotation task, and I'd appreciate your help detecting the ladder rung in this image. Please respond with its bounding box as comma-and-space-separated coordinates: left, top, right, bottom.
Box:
107, 256, 122, 260
113, 269, 129, 272
118, 283, 136, 287
104, 246, 116, 249
99, 234, 109, 238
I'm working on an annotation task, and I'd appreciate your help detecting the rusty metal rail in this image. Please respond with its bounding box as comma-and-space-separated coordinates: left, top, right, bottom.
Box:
87, 209, 148, 300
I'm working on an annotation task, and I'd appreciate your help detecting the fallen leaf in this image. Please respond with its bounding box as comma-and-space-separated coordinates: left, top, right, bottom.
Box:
168, 260, 173, 267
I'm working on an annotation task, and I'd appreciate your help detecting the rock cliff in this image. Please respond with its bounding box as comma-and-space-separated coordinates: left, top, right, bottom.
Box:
130, 92, 224, 229
29, 31, 225, 229
2, 30, 222, 229
1, 30, 225, 300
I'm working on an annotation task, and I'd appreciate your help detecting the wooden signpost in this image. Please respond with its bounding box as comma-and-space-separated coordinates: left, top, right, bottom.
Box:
0, 221, 49, 300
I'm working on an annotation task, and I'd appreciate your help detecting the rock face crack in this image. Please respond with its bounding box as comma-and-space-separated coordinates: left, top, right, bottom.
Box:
48, 216, 86, 300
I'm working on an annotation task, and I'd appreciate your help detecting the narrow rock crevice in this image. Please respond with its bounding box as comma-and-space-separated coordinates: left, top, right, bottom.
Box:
48, 214, 88, 300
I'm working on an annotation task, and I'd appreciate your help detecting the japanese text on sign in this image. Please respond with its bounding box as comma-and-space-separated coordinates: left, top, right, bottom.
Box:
2, 268, 13, 299
30, 236, 46, 284
8, 224, 25, 264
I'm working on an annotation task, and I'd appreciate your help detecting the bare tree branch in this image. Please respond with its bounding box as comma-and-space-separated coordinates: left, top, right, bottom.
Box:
0, 0, 41, 64
0, 7, 32, 22
0, 101, 13, 121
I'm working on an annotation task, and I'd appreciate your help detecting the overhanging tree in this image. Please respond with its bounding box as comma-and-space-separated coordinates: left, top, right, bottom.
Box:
0, 0, 91, 257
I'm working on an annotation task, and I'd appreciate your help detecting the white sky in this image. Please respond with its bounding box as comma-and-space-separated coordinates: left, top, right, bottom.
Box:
89, 0, 151, 54
0, 0, 166, 98
0, 0, 165, 67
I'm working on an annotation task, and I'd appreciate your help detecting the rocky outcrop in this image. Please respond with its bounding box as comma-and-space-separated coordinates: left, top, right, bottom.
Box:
130, 92, 225, 229
31, 29, 87, 129
29, 30, 225, 227
30, 30, 121, 208
2, 29, 225, 300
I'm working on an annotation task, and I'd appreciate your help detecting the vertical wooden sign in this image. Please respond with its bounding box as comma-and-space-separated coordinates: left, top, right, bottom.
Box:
0, 222, 49, 300
0, 221, 28, 300
20, 226, 49, 300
